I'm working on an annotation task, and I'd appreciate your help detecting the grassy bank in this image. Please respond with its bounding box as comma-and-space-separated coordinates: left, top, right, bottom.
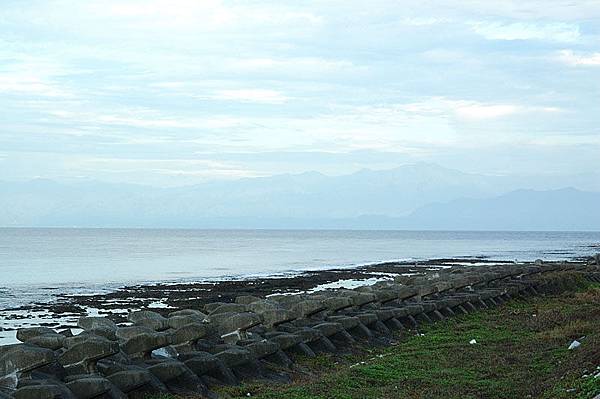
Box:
214, 283, 600, 399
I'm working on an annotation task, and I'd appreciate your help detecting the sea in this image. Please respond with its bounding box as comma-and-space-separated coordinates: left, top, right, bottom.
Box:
1, 228, 599, 311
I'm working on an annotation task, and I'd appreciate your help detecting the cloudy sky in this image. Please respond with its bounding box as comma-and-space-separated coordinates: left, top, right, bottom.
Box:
1, 0, 599, 186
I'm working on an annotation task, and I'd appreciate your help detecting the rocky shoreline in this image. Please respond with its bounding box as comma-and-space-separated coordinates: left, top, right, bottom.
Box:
1, 255, 599, 398
2, 258, 514, 335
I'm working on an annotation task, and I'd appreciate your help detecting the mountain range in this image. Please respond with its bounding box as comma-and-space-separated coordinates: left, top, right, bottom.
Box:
1, 163, 599, 230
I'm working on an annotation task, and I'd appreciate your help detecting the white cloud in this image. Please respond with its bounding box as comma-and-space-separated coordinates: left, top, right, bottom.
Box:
0, 74, 67, 97
399, 98, 561, 121
557, 50, 600, 66
470, 21, 580, 43
232, 57, 361, 74
454, 103, 518, 119
76, 157, 260, 180
45, 109, 243, 130
92, 0, 236, 31
401, 17, 450, 26
209, 89, 289, 104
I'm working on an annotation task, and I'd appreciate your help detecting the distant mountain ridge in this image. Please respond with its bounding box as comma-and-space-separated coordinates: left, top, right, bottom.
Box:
1, 163, 599, 230
401, 187, 600, 231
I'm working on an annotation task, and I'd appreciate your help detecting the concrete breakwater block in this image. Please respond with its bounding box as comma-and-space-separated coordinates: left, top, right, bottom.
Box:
0, 261, 598, 398
0, 345, 56, 377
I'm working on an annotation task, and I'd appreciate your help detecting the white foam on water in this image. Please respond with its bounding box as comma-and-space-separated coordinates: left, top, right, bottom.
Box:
309, 277, 393, 292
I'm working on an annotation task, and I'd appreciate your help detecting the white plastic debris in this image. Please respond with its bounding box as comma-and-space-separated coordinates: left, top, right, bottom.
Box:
469, 339, 477, 345
568, 340, 581, 350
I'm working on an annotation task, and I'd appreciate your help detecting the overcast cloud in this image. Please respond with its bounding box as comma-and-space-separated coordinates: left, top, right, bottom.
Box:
1, 0, 599, 186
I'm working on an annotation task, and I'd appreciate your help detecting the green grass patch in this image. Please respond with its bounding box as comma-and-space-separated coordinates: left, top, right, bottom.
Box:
216, 281, 600, 399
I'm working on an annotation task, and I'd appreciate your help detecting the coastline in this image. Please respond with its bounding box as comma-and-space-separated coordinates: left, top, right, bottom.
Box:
0, 257, 554, 345
1, 256, 598, 399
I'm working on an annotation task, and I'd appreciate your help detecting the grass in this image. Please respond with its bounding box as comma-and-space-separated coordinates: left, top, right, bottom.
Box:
216, 282, 600, 399
148, 280, 600, 399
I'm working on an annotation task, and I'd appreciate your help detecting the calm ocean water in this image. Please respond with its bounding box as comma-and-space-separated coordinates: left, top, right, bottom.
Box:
1, 228, 599, 309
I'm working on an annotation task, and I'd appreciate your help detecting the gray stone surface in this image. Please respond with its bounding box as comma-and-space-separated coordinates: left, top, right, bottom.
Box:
59, 338, 119, 370
66, 377, 114, 399
120, 332, 171, 357
170, 323, 209, 345
0, 345, 55, 376
128, 311, 169, 331
209, 312, 261, 334
77, 317, 118, 332
14, 384, 75, 399
16, 328, 56, 343
24, 334, 65, 350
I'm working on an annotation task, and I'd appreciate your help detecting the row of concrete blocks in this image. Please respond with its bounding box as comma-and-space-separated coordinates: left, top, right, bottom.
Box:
1, 261, 598, 399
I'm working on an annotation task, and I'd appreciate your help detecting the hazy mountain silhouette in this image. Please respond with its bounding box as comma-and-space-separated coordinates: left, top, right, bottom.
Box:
400, 188, 600, 231
1, 163, 599, 230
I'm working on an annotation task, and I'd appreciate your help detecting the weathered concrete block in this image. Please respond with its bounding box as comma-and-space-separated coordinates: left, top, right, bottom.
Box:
59, 338, 119, 370
181, 352, 221, 374
349, 293, 377, 307
66, 377, 115, 399
323, 297, 353, 312
208, 303, 247, 315
170, 323, 209, 345
215, 348, 252, 368
14, 384, 75, 399
22, 333, 65, 350
86, 327, 117, 342
257, 309, 296, 327
0, 344, 55, 376
327, 316, 360, 330
120, 332, 171, 357
209, 312, 261, 334
266, 334, 303, 350
355, 313, 378, 326
235, 295, 261, 305
290, 300, 326, 318
148, 360, 187, 382
313, 322, 343, 337
16, 327, 56, 343
168, 309, 207, 319
115, 326, 154, 341
106, 370, 153, 393
128, 311, 169, 331
374, 289, 399, 303
374, 309, 396, 321
168, 315, 206, 330
243, 340, 279, 358
246, 300, 279, 314
183, 352, 238, 385
77, 317, 117, 332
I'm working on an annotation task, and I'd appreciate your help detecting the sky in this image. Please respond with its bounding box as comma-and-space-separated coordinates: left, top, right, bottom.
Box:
1, 0, 599, 186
